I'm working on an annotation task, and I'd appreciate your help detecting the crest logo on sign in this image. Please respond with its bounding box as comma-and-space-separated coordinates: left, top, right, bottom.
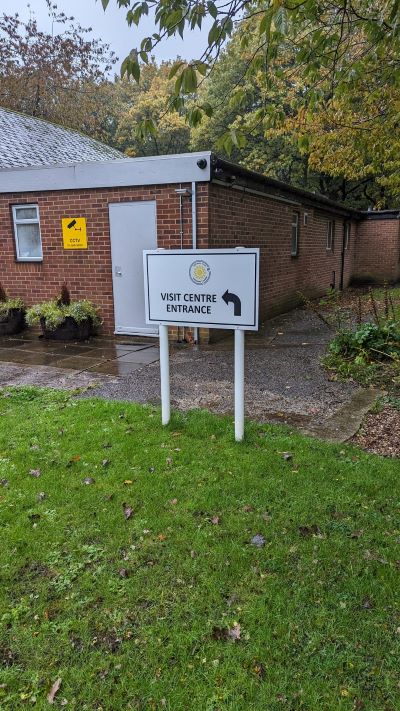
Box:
189, 260, 211, 285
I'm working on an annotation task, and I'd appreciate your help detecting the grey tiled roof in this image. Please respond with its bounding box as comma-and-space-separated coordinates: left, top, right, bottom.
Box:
0, 107, 125, 169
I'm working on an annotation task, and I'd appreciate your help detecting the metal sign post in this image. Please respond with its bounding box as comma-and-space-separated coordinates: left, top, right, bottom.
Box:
159, 324, 170, 426
143, 248, 259, 442
234, 329, 245, 441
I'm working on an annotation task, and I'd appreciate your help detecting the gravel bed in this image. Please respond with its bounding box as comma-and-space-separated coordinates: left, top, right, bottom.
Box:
88, 310, 357, 425
351, 407, 400, 457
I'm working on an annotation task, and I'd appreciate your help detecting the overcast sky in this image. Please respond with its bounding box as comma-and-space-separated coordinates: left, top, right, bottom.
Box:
2, 0, 209, 68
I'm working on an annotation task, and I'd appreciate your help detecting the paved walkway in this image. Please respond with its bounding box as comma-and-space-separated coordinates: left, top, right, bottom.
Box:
0, 310, 379, 441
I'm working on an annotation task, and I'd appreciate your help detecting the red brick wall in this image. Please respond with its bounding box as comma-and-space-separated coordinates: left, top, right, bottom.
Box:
1, 178, 397, 338
208, 183, 357, 320
0, 183, 209, 334
353, 218, 400, 284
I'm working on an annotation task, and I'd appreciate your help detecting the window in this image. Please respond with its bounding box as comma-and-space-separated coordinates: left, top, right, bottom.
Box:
12, 204, 42, 261
326, 220, 335, 251
344, 222, 351, 250
303, 212, 309, 226
291, 211, 300, 256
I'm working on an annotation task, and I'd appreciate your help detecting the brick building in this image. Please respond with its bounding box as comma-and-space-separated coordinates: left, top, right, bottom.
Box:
0, 110, 399, 339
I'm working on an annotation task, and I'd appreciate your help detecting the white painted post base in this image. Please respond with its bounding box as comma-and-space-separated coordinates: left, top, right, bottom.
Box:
159, 324, 170, 425
234, 329, 245, 441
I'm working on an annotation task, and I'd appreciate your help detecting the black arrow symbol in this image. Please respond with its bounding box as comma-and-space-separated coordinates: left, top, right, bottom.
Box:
222, 289, 242, 317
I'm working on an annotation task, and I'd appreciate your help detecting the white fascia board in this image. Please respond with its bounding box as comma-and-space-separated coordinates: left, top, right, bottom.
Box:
0, 152, 212, 194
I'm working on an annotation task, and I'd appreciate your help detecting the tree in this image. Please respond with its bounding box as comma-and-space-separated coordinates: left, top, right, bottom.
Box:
114, 62, 191, 156
0, 2, 117, 140
190, 23, 395, 207
103, 0, 400, 206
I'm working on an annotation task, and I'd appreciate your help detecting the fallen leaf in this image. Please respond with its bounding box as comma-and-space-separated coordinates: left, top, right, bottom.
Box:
28, 513, 41, 521
122, 503, 134, 520
280, 452, 292, 461
82, 477, 95, 485
47, 678, 62, 704
253, 661, 266, 680
170, 498, 178, 505
0, 478, 8, 487
166, 458, 173, 466
211, 516, 220, 525
70, 455, 81, 462
212, 624, 241, 642
251, 534, 265, 547
211, 626, 229, 641
124, 480, 133, 485
29, 469, 41, 478
118, 568, 129, 578
37, 492, 46, 501
228, 623, 241, 641
148, 467, 155, 473
243, 505, 254, 513
363, 549, 387, 564
361, 597, 373, 610
158, 533, 167, 541
102, 459, 110, 468
298, 525, 322, 538
350, 530, 363, 539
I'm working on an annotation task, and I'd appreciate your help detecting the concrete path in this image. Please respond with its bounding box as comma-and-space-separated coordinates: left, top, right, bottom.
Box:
0, 309, 379, 442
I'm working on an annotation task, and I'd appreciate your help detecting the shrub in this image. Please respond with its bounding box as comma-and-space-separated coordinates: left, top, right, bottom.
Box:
0, 282, 24, 318
328, 321, 400, 364
26, 298, 101, 332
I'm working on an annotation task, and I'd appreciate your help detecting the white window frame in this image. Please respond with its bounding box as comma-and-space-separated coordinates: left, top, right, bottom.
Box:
291, 211, 300, 257
326, 220, 334, 251
12, 204, 43, 262
344, 222, 351, 250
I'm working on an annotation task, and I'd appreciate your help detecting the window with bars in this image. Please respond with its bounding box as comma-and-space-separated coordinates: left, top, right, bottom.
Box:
12, 205, 43, 261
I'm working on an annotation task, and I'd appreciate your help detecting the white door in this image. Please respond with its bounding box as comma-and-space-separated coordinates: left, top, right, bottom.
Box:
109, 201, 158, 335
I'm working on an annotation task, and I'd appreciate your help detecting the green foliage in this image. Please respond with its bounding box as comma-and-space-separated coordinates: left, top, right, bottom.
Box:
25, 299, 101, 331
113, 62, 191, 157
106, 0, 400, 208
0, 297, 24, 319
0, 388, 400, 708
329, 321, 400, 363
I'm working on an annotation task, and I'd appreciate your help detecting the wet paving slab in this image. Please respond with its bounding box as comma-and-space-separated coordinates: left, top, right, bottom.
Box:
0, 332, 159, 375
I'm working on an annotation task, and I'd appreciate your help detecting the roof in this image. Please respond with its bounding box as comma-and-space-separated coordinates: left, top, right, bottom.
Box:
0, 142, 396, 221
0, 107, 124, 169
211, 156, 360, 219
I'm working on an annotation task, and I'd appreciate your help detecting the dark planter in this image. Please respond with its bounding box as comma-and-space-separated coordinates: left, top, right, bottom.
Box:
0, 308, 26, 336
40, 316, 94, 341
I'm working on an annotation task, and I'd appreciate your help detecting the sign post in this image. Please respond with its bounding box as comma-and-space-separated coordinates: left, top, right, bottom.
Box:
159, 324, 170, 426
143, 248, 259, 442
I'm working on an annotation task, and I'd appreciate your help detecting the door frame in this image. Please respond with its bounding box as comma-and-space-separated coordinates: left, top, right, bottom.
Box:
108, 200, 159, 336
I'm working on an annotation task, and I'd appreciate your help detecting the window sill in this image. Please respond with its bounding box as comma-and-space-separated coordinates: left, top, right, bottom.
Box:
15, 258, 43, 263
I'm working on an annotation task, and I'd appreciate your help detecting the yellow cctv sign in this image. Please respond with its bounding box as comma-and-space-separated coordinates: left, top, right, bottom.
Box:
62, 217, 87, 249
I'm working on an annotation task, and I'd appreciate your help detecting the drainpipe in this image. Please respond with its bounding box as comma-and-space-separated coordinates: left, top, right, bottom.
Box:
191, 180, 199, 344
175, 185, 193, 342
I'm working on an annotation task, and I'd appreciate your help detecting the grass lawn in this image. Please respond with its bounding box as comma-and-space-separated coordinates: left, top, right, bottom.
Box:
0, 388, 399, 710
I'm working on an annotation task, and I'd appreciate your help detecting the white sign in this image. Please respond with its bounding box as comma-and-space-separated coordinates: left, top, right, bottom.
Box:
143, 248, 259, 330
